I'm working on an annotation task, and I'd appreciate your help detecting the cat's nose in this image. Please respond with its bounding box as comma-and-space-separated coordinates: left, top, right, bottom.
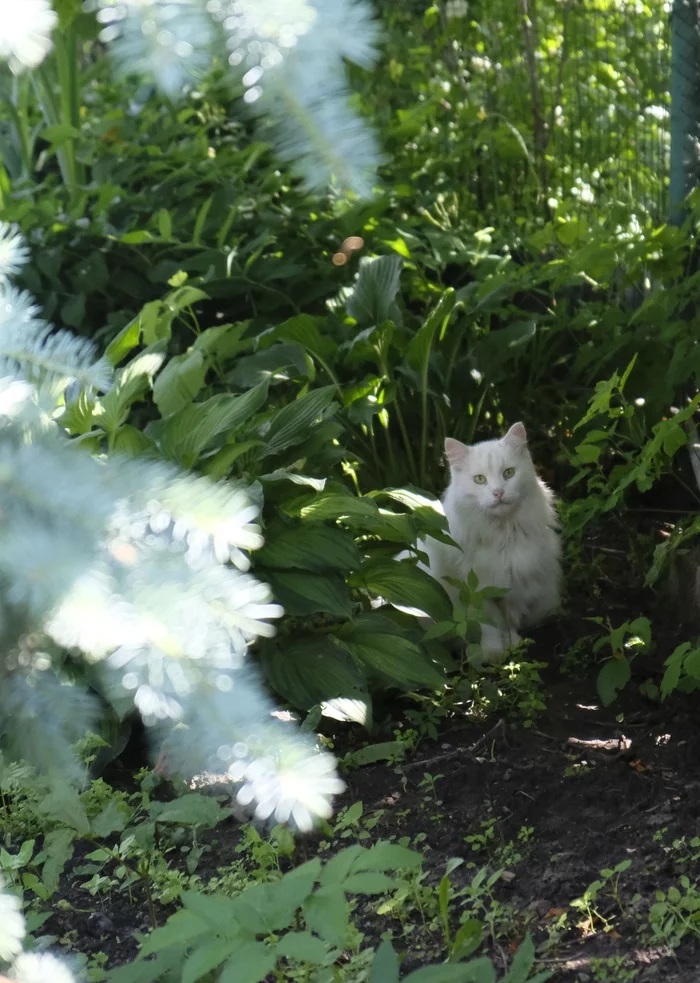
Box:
492, 487, 504, 500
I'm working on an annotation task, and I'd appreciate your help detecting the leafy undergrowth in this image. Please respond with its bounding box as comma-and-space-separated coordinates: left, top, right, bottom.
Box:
5, 544, 699, 983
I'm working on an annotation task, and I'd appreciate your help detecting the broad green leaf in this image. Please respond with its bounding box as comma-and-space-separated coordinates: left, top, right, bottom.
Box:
369, 940, 400, 983
96, 349, 165, 433
182, 938, 241, 983
153, 793, 230, 827
596, 657, 631, 707
249, 858, 321, 933
112, 424, 158, 457
281, 490, 379, 522
346, 255, 403, 326
219, 942, 276, 983
228, 343, 313, 388
404, 961, 497, 983
406, 288, 457, 373
366, 842, 423, 871
260, 387, 337, 457
40, 829, 75, 894
351, 559, 453, 621
193, 322, 250, 362
319, 845, 366, 888
36, 785, 89, 835
266, 571, 354, 618
109, 949, 184, 982
90, 798, 129, 839
471, 321, 537, 377
43, 123, 81, 146
342, 872, 396, 893
138, 908, 210, 957
141, 286, 208, 345
157, 208, 172, 240
684, 647, 700, 681
201, 440, 263, 480
450, 919, 483, 961
193, 196, 213, 244
502, 935, 551, 983
152, 349, 208, 417
262, 636, 367, 711
59, 387, 96, 435
157, 380, 269, 467
274, 931, 328, 964
269, 314, 337, 361
321, 696, 371, 725
61, 293, 86, 328
303, 886, 348, 946
105, 316, 141, 366
337, 618, 446, 689
346, 741, 404, 766
179, 891, 242, 935
256, 524, 360, 572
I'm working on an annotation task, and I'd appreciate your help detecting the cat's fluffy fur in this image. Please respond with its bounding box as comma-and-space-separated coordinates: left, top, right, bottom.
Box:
420, 422, 561, 662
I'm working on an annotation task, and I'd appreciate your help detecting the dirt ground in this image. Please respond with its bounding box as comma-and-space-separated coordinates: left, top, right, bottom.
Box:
44, 518, 700, 981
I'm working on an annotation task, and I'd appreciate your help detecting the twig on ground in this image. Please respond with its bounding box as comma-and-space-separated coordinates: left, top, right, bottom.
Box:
402, 719, 506, 770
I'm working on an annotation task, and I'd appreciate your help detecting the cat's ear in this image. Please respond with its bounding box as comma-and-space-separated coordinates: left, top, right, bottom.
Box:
503, 422, 527, 449
444, 437, 469, 469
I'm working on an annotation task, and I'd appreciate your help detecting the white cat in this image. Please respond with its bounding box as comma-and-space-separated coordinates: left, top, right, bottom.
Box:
420, 422, 561, 662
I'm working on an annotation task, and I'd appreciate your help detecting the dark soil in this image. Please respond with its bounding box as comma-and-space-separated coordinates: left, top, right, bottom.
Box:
42, 517, 700, 981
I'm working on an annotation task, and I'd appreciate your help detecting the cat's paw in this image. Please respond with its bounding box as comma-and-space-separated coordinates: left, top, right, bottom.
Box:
469, 624, 520, 666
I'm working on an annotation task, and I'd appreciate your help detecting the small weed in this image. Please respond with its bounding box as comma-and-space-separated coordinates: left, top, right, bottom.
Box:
649, 876, 700, 946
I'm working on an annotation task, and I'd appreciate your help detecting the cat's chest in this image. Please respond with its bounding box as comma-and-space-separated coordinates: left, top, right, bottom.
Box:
452, 522, 538, 586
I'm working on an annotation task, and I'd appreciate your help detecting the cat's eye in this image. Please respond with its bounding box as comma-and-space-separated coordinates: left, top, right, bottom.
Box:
503, 467, 516, 479
473, 474, 487, 485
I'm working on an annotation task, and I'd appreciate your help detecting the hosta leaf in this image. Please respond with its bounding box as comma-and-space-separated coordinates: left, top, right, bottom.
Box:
281, 490, 379, 523
471, 320, 537, 377
112, 424, 158, 457
337, 618, 446, 689
228, 343, 313, 388
104, 315, 140, 366
141, 286, 208, 345
321, 696, 371, 725
266, 571, 354, 618
351, 559, 453, 621
346, 255, 403, 326
269, 313, 337, 361
96, 349, 165, 433
152, 348, 208, 417
155, 380, 269, 467
256, 524, 360, 572
260, 386, 337, 457
406, 288, 457, 373
261, 636, 368, 711
193, 321, 250, 361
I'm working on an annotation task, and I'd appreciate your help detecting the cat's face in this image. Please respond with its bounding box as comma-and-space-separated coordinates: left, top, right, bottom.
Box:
444, 422, 537, 516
